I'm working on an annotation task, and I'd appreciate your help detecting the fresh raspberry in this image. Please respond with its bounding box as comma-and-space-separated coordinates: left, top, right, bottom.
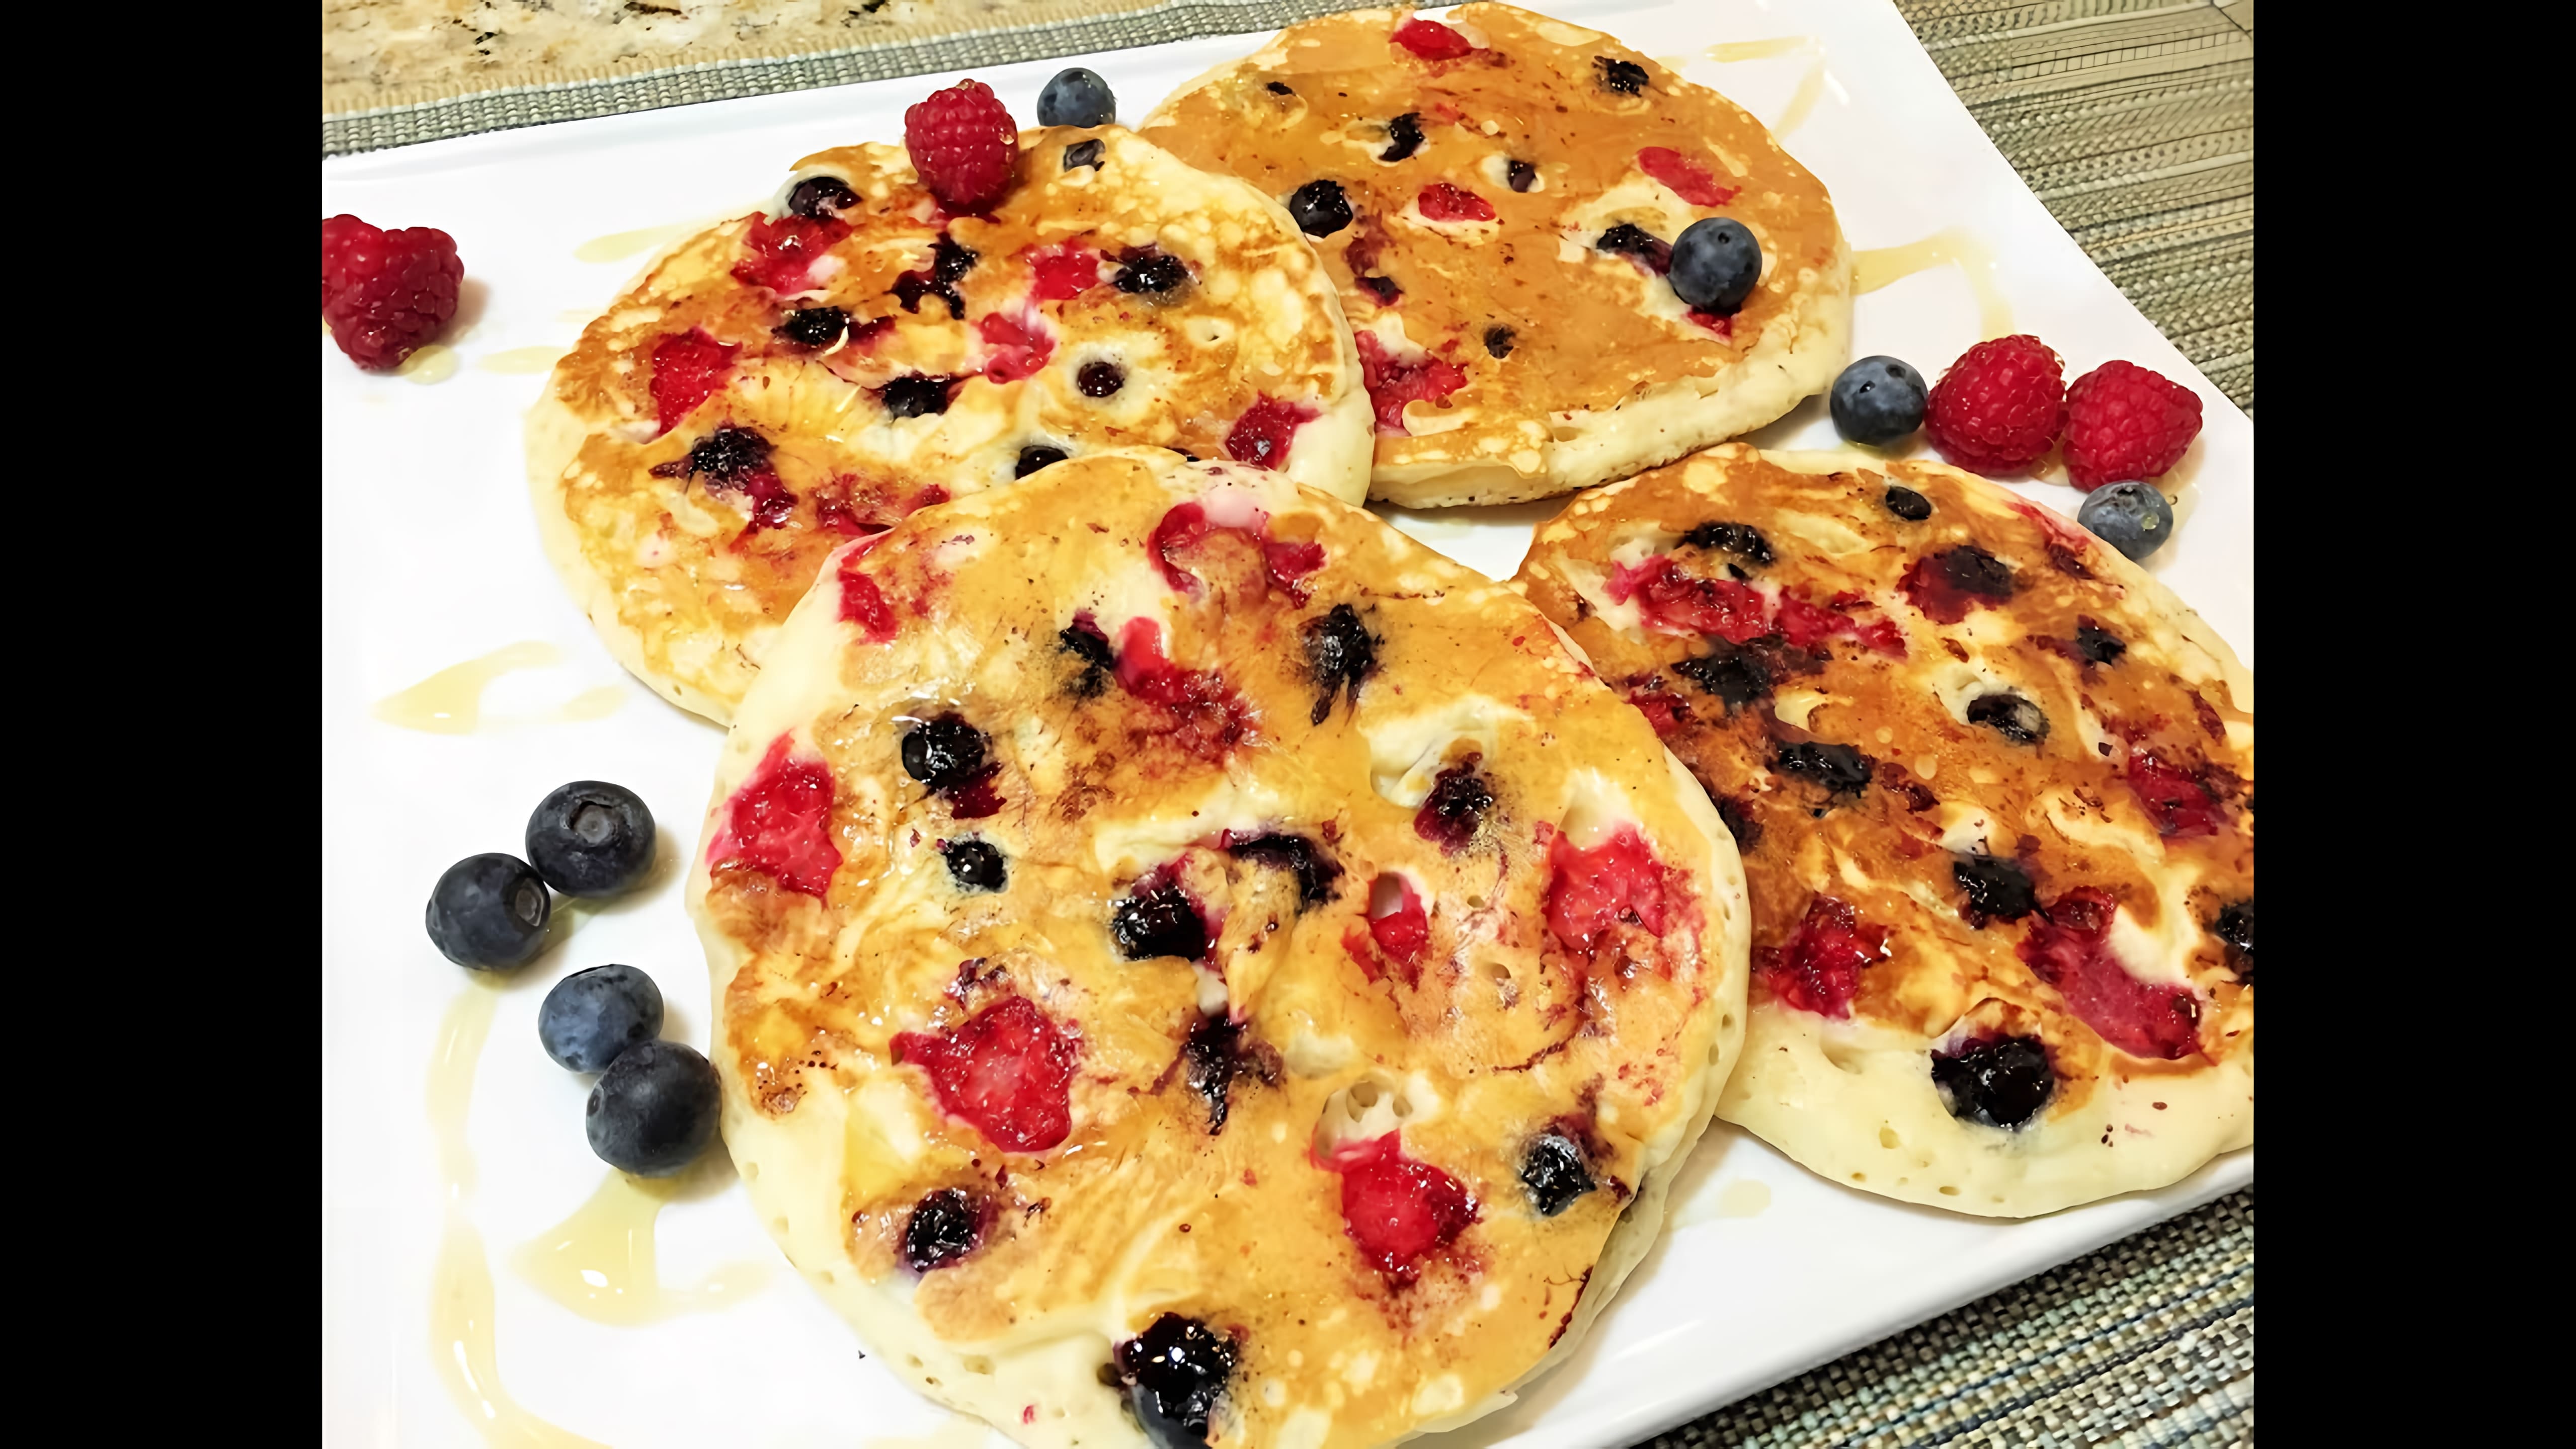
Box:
320, 220, 463, 372
903, 79, 1020, 214
320, 214, 382, 307
2061, 360, 2203, 490
1923, 334, 2065, 475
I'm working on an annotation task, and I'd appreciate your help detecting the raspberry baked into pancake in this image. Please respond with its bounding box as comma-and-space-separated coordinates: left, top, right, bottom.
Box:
1142, 4, 1850, 507
530, 126, 1371, 723
1513, 446, 2251, 1217
686, 449, 1748, 1449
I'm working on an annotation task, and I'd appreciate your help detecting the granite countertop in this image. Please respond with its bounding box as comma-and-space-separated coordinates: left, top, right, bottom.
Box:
324, 0, 1104, 108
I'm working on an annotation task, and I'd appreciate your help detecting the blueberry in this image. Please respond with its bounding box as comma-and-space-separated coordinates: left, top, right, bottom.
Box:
1964, 691, 2048, 745
585, 1039, 720, 1176
1595, 56, 1649, 95
2073, 621, 2126, 666
1062, 138, 1105, 172
1037, 67, 1116, 127
902, 1187, 983, 1270
1415, 756, 1494, 851
1830, 356, 1927, 445
1929, 1036, 2054, 1130
1078, 361, 1125, 398
785, 175, 858, 218
1594, 222, 1671, 275
525, 781, 657, 898
1670, 217, 1761, 314
1680, 520, 1773, 568
902, 714, 989, 791
1114, 1314, 1237, 1449
1016, 444, 1068, 478
1519, 1133, 1595, 1217
1184, 1013, 1256, 1134
1302, 602, 1378, 724
1355, 274, 1402, 305
880, 374, 955, 418
773, 305, 848, 350
1674, 645, 1769, 713
1506, 159, 1538, 192
1114, 253, 1191, 296
946, 839, 1007, 892
426, 853, 551, 971
1952, 855, 2037, 927
1111, 882, 1208, 961
537, 964, 665, 1073
652, 425, 772, 487
1775, 741, 1873, 798
2076, 482, 2176, 562
1715, 795, 1762, 854
1284, 180, 1353, 238
2213, 898, 2253, 983
1059, 620, 1115, 669
1883, 485, 1934, 522
1225, 834, 1341, 907
1266, 81, 1294, 97
1483, 326, 1515, 359
1379, 113, 1425, 163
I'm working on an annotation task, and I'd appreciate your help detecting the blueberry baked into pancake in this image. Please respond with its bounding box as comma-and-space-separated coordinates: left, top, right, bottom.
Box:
686, 448, 1749, 1449
529, 127, 1371, 723
1142, 4, 1850, 507
1513, 445, 2251, 1217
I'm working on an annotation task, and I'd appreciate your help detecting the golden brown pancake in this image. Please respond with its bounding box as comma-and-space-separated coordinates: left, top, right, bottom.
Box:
1142, 5, 1849, 507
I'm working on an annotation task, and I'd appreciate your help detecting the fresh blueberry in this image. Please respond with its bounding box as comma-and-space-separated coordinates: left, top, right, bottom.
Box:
2076, 481, 2176, 562
426, 853, 551, 971
1114, 1314, 1237, 1449
537, 964, 665, 1073
1285, 179, 1353, 237
585, 1039, 720, 1176
1078, 361, 1125, 397
1929, 1036, 2054, 1130
1669, 217, 1761, 314
1519, 1133, 1595, 1217
785, 175, 858, 218
946, 839, 1007, 892
902, 1187, 984, 1270
525, 781, 657, 898
1016, 444, 1069, 478
1037, 67, 1117, 127
1830, 356, 1928, 445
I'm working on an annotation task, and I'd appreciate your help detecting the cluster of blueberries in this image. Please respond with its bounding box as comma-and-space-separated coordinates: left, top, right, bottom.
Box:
1827, 356, 2174, 562
424, 782, 720, 1178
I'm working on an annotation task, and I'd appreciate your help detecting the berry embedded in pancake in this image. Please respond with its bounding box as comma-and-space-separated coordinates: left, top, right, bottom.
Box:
1511, 445, 2251, 1217
529, 127, 1372, 724
1141, 5, 1850, 508
687, 448, 1748, 1449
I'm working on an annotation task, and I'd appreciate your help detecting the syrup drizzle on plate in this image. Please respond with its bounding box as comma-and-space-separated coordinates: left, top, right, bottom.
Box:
372, 643, 628, 734
1855, 227, 2014, 339
513, 1171, 770, 1326
1705, 37, 1830, 136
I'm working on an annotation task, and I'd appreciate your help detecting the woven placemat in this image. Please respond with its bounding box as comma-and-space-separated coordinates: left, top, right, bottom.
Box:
320, 4, 2253, 1442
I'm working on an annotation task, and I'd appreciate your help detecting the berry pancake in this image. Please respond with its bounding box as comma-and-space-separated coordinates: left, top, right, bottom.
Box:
1141, 4, 1849, 508
1512, 446, 2252, 1217
686, 449, 1748, 1449
529, 127, 1372, 723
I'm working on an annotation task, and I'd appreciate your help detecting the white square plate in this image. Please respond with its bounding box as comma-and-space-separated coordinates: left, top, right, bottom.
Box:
321, 3, 2253, 1445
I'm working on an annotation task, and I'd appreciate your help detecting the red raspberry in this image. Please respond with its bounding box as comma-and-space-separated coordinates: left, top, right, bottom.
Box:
1923, 334, 2065, 475
2061, 360, 2204, 491
321, 220, 463, 372
903, 79, 1020, 215
320, 214, 382, 307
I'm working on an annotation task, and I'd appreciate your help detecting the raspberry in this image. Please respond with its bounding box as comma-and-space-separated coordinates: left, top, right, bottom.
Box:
320, 214, 382, 307
2061, 360, 2203, 491
320, 219, 463, 372
903, 79, 1020, 215
1923, 334, 2065, 475
1392, 18, 1476, 60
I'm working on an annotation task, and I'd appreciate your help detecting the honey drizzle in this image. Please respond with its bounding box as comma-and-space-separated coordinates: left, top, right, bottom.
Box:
428, 987, 607, 1448
371, 644, 628, 733
1706, 37, 1829, 136
512, 1171, 770, 1326
1854, 227, 2015, 340
480, 346, 567, 375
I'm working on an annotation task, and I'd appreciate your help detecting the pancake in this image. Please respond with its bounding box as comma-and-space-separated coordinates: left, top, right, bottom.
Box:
1140, 4, 1850, 508
529, 126, 1372, 723
1511, 446, 2251, 1217
685, 448, 1748, 1449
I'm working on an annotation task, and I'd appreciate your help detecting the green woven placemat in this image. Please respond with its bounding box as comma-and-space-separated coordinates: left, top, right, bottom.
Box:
320, 4, 2253, 1442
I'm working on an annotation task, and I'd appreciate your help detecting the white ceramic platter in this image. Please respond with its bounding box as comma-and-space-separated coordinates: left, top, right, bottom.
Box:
320, 2, 2254, 1445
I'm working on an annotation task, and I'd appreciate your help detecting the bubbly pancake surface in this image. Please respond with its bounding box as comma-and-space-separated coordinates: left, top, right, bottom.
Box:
688, 449, 1747, 1449
1513, 447, 2251, 1217
1142, 4, 1850, 507
530, 127, 1371, 723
